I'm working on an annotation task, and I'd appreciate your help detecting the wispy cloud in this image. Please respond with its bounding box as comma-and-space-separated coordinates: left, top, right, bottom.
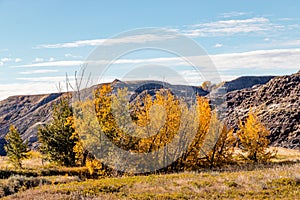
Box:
11, 58, 187, 68
0, 75, 115, 101
278, 18, 299, 21
0, 82, 60, 101
19, 69, 59, 75
12, 60, 83, 68
1, 57, 12, 62
183, 17, 279, 37
211, 48, 300, 71
33, 57, 44, 63
16, 76, 74, 82
220, 12, 248, 18
0, 57, 22, 66
64, 53, 82, 59
15, 58, 22, 63
214, 43, 223, 48
3, 48, 300, 100
33, 16, 292, 50
34, 34, 176, 49
11, 48, 300, 73
279, 39, 300, 47
0, 57, 12, 66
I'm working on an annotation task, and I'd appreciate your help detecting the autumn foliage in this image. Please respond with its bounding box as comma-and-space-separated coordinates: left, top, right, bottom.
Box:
21, 83, 276, 174
237, 109, 277, 163
87, 85, 236, 172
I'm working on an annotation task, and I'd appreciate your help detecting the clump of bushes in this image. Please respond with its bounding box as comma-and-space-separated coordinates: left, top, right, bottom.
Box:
3, 85, 278, 177
0, 175, 50, 198
0, 175, 82, 198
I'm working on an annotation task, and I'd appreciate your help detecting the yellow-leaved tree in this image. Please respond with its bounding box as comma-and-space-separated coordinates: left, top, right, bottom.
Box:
90, 84, 237, 173
199, 112, 236, 168
237, 109, 276, 163
179, 96, 211, 170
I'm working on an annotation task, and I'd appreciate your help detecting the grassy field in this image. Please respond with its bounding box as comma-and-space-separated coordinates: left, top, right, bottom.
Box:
3, 163, 300, 200
0, 147, 299, 200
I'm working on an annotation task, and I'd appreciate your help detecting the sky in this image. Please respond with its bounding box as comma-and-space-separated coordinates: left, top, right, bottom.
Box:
1, 0, 300, 100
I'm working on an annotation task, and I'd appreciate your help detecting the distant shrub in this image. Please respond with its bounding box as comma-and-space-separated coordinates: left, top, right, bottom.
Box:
0, 169, 38, 179
268, 177, 300, 187
224, 181, 239, 187
0, 175, 50, 198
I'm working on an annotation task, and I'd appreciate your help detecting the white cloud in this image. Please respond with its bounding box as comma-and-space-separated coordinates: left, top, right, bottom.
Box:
0, 57, 22, 65
0, 83, 58, 101
19, 69, 59, 75
34, 34, 176, 49
33, 57, 44, 63
210, 48, 300, 71
12, 48, 300, 73
0, 75, 118, 101
12, 58, 187, 68
49, 57, 55, 62
0, 82, 70, 101
0, 57, 12, 66
280, 39, 300, 46
220, 12, 248, 18
179, 69, 237, 84
16, 76, 73, 82
12, 60, 83, 68
15, 58, 22, 63
65, 53, 82, 59
278, 18, 298, 21
2, 48, 300, 100
1, 57, 12, 62
104, 48, 300, 72
214, 43, 223, 48
183, 17, 277, 37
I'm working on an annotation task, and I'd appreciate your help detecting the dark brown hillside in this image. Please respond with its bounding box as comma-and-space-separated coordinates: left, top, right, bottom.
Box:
0, 93, 63, 155
224, 71, 300, 149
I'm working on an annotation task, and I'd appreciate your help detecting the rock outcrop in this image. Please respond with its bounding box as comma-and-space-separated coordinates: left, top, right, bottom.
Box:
224, 71, 300, 149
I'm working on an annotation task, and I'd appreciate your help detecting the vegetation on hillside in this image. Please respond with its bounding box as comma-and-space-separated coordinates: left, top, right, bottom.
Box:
2, 84, 294, 199
5, 84, 277, 172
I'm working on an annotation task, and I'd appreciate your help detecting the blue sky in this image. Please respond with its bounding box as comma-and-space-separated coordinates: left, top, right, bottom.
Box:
1, 0, 300, 100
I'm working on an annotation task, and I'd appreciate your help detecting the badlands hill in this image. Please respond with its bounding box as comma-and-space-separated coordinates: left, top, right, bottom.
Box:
0, 72, 298, 155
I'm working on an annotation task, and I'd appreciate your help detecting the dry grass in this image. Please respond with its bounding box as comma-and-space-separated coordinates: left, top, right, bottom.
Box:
271, 147, 300, 162
0, 151, 46, 170
3, 163, 300, 200
0, 175, 80, 198
0, 148, 299, 199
